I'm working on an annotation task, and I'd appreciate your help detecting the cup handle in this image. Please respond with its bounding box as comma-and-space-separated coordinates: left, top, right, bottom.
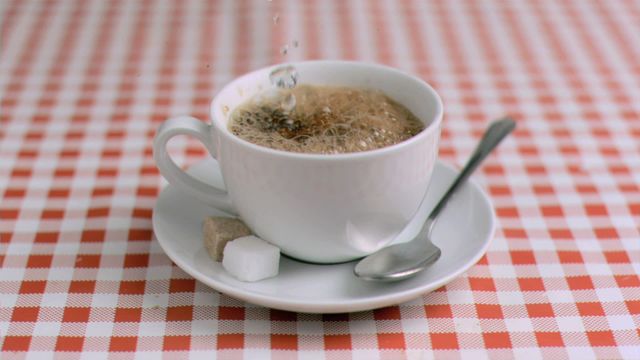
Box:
153, 115, 236, 214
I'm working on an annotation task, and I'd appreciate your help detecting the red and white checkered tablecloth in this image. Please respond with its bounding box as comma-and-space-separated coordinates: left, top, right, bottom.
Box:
1, 0, 639, 358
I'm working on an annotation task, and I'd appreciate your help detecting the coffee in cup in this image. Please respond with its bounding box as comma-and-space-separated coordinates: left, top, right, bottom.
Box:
228, 84, 425, 154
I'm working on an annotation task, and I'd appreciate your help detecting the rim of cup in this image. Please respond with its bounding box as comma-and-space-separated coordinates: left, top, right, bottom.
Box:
210, 60, 443, 161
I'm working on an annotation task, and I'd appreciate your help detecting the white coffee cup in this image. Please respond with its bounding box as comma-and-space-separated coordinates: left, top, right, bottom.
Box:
154, 61, 443, 263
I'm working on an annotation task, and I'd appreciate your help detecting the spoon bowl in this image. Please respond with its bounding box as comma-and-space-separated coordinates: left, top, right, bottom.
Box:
355, 238, 441, 281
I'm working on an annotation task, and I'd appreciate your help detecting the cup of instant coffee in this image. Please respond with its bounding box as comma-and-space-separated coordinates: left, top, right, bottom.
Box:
154, 61, 443, 263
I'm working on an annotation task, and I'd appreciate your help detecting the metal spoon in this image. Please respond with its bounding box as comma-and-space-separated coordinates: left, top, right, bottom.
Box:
354, 117, 516, 281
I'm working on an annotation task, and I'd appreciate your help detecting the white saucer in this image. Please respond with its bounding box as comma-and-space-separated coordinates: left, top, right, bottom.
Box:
152, 159, 495, 313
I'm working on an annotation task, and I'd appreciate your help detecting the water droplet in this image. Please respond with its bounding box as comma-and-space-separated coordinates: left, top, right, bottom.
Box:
280, 93, 296, 112
280, 44, 289, 55
269, 65, 298, 89
273, 14, 280, 24
293, 40, 299, 48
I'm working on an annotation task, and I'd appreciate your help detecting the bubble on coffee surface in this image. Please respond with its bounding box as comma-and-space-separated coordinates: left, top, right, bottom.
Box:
228, 84, 425, 154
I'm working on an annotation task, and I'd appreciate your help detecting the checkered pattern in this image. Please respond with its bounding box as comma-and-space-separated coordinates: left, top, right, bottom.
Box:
1, 0, 639, 358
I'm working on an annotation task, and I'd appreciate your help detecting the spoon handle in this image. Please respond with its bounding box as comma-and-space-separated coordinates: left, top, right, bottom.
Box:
425, 117, 516, 227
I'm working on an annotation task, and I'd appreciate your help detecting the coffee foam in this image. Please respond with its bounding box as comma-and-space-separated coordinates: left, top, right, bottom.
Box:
228, 84, 425, 154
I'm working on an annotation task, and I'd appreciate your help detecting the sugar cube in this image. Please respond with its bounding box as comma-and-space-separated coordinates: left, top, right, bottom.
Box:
203, 217, 252, 261
222, 236, 280, 282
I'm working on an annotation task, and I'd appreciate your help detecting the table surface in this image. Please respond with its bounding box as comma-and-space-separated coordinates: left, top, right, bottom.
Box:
1, 0, 639, 358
